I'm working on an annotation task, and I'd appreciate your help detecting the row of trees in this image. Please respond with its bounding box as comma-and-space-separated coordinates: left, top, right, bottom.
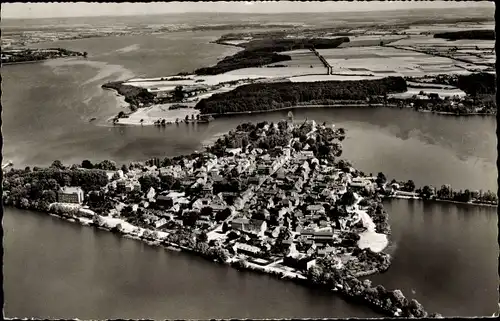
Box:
307, 256, 435, 317
390, 180, 498, 204
434, 184, 497, 204
195, 77, 407, 115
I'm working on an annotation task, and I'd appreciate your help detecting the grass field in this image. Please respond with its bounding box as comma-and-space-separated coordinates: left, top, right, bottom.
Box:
124, 74, 270, 89
389, 86, 467, 99
288, 74, 385, 82
224, 66, 327, 77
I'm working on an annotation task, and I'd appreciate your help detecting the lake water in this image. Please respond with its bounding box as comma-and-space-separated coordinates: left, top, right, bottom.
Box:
2, 24, 498, 318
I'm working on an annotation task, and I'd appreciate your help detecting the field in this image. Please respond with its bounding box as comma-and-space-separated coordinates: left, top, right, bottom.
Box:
389, 87, 467, 99
288, 74, 385, 82
337, 35, 406, 48
317, 46, 474, 77
125, 74, 271, 88
224, 66, 326, 77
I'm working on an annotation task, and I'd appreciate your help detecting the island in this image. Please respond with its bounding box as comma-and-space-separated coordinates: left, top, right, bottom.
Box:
1, 48, 87, 65
5, 118, 497, 317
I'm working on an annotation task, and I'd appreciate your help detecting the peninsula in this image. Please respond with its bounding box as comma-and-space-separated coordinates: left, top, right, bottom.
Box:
102, 28, 495, 125
6, 118, 496, 317
1, 48, 87, 65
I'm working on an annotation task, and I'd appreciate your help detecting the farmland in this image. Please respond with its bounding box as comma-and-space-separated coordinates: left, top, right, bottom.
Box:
106, 20, 495, 123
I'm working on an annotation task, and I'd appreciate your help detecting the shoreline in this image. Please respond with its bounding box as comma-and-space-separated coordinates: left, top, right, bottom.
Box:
386, 195, 497, 207
110, 101, 495, 127
2, 60, 47, 66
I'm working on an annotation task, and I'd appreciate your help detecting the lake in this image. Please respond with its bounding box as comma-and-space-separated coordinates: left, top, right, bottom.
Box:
2, 24, 498, 318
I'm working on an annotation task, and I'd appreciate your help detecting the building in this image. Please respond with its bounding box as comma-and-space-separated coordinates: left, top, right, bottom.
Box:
231, 218, 267, 237
57, 186, 84, 204
283, 255, 316, 271
156, 195, 173, 209
233, 242, 261, 257
307, 204, 325, 215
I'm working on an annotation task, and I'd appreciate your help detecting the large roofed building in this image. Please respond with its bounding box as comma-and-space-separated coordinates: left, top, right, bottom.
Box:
57, 186, 84, 204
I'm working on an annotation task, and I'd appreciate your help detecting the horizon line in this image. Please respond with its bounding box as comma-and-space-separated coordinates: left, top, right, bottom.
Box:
2, 6, 492, 21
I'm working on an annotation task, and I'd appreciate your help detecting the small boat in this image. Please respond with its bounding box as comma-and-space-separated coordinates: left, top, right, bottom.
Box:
89, 117, 97, 122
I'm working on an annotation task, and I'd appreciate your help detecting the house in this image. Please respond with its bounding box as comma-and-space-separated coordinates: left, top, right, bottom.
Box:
201, 183, 213, 195
317, 245, 336, 257
155, 218, 168, 228
307, 204, 325, 215
283, 255, 317, 271
156, 195, 173, 209
350, 177, 371, 189
146, 187, 156, 201
233, 242, 261, 256
230, 218, 267, 237
257, 164, 271, 175
57, 186, 84, 204
116, 180, 127, 193
313, 231, 335, 244
192, 198, 211, 211
331, 184, 346, 194
210, 198, 227, 213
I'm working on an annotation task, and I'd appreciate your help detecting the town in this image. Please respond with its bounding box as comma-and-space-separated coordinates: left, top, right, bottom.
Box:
47, 118, 392, 277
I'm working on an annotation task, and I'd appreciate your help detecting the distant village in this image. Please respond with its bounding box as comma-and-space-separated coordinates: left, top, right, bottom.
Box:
1, 48, 86, 64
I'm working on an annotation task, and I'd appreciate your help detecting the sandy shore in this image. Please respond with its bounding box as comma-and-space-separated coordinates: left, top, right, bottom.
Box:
114, 104, 200, 126
355, 200, 389, 253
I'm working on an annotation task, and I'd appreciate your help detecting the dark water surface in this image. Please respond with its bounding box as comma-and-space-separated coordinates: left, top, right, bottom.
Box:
2, 26, 498, 319
3, 208, 380, 319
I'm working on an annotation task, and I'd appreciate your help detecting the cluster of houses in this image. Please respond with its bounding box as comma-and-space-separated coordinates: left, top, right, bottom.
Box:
57, 120, 381, 275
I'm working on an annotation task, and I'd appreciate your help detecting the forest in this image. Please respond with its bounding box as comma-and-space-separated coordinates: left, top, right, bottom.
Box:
433, 29, 495, 40
195, 76, 407, 114
102, 81, 156, 108
195, 37, 349, 75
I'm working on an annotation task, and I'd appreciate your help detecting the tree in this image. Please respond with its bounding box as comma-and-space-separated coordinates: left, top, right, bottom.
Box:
198, 231, 208, 243
96, 160, 117, 171
138, 175, 159, 192
339, 190, 356, 207
375, 172, 387, 187
183, 211, 200, 227
421, 185, 434, 200
81, 160, 93, 169
251, 212, 266, 221
437, 184, 452, 199
307, 265, 323, 284
404, 180, 415, 192
222, 221, 230, 233
408, 299, 427, 317
198, 206, 212, 218
50, 160, 65, 170
174, 86, 184, 101
215, 208, 232, 222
